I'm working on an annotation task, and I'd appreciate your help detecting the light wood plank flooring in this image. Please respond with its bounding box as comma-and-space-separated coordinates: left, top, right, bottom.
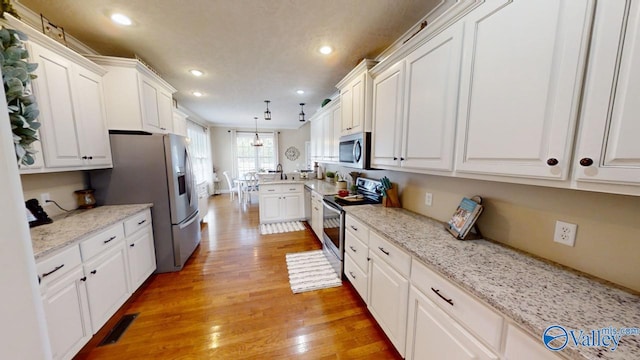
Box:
75, 195, 401, 359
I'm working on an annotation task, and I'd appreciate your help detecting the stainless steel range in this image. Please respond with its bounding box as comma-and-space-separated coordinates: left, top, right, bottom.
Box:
322, 177, 383, 277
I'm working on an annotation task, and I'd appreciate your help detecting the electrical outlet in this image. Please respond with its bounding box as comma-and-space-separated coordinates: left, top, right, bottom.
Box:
554, 221, 577, 246
425, 192, 433, 206
40, 193, 51, 206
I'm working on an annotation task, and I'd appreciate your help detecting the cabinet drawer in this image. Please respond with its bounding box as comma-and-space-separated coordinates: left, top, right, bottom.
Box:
345, 215, 369, 244
80, 223, 125, 261
345, 232, 368, 272
411, 259, 503, 350
124, 210, 151, 236
36, 245, 82, 285
369, 231, 411, 277
344, 254, 368, 302
504, 323, 561, 360
260, 184, 280, 194
282, 184, 303, 193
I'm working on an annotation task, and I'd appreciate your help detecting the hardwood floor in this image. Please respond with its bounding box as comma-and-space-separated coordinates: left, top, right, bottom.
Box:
76, 195, 401, 359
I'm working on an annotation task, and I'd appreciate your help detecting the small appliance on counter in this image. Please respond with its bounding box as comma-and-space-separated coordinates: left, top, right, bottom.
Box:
25, 198, 52, 228
74, 189, 96, 209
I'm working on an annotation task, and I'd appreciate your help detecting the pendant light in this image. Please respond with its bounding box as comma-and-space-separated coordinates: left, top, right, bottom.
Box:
264, 100, 271, 121
251, 117, 263, 147
299, 103, 306, 122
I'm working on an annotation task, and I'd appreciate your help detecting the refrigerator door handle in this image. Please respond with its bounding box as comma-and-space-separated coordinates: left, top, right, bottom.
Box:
184, 147, 196, 207
179, 210, 200, 230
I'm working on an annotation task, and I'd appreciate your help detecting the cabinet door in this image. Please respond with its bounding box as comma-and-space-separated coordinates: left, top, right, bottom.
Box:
574, 0, 640, 186
322, 112, 333, 160
42, 267, 91, 360
157, 90, 174, 133
84, 244, 130, 333
139, 77, 161, 132
371, 61, 404, 167
406, 286, 498, 360
368, 252, 409, 357
455, 0, 595, 179
340, 85, 354, 134
259, 194, 282, 223
504, 324, 561, 360
311, 199, 323, 241
282, 193, 303, 220
350, 76, 364, 133
332, 105, 341, 160
310, 117, 323, 160
73, 66, 112, 167
29, 42, 83, 168
173, 109, 188, 136
126, 225, 156, 292
402, 23, 463, 171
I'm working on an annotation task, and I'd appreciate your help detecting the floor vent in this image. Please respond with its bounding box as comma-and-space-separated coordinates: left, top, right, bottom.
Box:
98, 313, 139, 346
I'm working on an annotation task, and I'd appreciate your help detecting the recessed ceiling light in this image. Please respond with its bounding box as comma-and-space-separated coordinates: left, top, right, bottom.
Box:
192, 91, 203, 97
111, 13, 132, 26
296, 90, 305, 95
190, 69, 203, 77
319, 46, 333, 55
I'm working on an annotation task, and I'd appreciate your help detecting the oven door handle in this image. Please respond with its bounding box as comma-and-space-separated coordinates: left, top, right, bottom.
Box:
322, 199, 343, 214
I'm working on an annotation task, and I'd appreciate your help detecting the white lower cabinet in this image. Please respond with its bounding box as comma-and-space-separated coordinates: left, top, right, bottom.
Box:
406, 285, 498, 360
35, 208, 156, 359
503, 324, 562, 360
367, 231, 411, 357
259, 184, 304, 223
310, 191, 324, 241
344, 215, 370, 301
41, 266, 91, 360
83, 242, 130, 333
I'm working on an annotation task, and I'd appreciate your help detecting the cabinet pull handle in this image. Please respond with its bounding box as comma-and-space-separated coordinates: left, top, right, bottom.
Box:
546, 158, 559, 166
90, 270, 97, 275
289, 188, 296, 191
137, 219, 146, 225
350, 225, 358, 231
378, 247, 390, 256
349, 246, 357, 253
88, 156, 93, 160
268, 189, 275, 192
80, 276, 87, 282
82, 156, 88, 160
42, 264, 64, 277
103, 236, 117, 244
130, 243, 135, 247
314, 207, 319, 210
400, 157, 405, 161
349, 271, 356, 279
431, 287, 454, 306
579, 158, 594, 167
393, 157, 398, 161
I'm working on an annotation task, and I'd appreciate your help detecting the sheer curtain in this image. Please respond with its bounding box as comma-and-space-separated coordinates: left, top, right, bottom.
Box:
186, 120, 212, 190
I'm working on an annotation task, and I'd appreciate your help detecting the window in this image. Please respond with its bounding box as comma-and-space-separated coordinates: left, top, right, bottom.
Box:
236, 132, 277, 177
187, 121, 211, 185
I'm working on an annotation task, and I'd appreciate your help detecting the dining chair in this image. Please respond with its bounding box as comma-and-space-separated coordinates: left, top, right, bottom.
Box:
242, 171, 259, 205
223, 171, 240, 202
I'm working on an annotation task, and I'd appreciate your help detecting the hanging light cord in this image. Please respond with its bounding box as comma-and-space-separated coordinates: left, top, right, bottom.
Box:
45, 199, 71, 212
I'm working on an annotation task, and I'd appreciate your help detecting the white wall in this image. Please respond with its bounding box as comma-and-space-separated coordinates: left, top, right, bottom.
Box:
278, 123, 310, 173
0, 85, 51, 359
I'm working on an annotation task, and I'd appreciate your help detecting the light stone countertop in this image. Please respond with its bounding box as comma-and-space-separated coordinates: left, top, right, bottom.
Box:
345, 205, 640, 360
31, 204, 152, 260
303, 179, 340, 196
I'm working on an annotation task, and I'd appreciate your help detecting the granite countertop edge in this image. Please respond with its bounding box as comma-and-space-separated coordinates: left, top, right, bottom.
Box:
344, 205, 640, 360
31, 204, 153, 260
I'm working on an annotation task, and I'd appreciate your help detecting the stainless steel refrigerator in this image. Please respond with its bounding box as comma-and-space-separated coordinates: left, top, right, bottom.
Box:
91, 131, 201, 273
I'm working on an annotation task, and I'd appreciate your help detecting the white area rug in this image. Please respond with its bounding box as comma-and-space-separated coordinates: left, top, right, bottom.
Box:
285, 250, 342, 294
260, 221, 306, 235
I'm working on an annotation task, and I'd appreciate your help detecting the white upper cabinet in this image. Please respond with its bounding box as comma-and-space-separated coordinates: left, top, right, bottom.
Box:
172, 108, 189, 137
371, 23, 463, 172
85, 56, 177, 134
574, 0, 640, 191
371, 62, 405, 167
26, 40, 110, 171
455, 0, 595, 180
337, 60, 377, 136
309, 112, 323, 161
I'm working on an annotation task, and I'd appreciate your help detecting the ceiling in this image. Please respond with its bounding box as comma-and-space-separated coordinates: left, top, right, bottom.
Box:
16, 0, 440, 129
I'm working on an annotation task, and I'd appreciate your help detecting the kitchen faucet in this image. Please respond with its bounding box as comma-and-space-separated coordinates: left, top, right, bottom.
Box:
276, 164, 283, 179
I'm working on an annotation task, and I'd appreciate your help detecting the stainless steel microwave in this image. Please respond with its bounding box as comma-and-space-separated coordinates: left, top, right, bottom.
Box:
338, 132, 371, 169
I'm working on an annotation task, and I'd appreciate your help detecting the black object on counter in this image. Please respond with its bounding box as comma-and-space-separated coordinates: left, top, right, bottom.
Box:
25, 198, 53, 228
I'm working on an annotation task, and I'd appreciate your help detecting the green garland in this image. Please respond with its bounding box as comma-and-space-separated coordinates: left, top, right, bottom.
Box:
0, 25, 40, 165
